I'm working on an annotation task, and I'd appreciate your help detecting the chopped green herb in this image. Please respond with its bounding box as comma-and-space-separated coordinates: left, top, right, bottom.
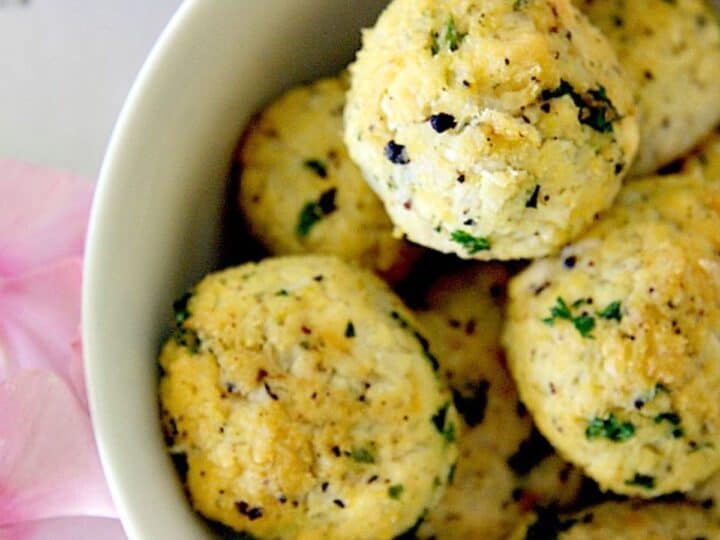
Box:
514, 0, 529, 10
448, 462, 457, 484
275, 289, 289, 297
388, 484, 404, 499
586, 414, 635, 442
541, 80, 619, 133
174, 328, 201, 354
654, 412, 681, 425
450, 230, 491, 254
432, 403, 456, 442
625, 473, 655, 489
173, 292, 192, 326
349, 447, 375, 464
597, 301, 622, 321
345, 321, 355, 338
452, 381, 489, 427
303, 159, 328, 178
431, 16, 466, 55
543, 297, 596, 338
297, 188, 337, 237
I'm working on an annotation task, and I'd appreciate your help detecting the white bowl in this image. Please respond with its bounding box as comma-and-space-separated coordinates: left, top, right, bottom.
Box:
83, 1, 389, 538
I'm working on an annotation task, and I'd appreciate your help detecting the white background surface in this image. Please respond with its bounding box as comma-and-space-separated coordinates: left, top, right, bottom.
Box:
0, 0, 182, 179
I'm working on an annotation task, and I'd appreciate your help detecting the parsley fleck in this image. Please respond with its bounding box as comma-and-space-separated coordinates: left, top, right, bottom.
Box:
432, 403, 456, 442
275, 289, 289, 297
625, 473, 655, 489
452, 381, 489, 427
448, 462, 457, 484
173, 292, 192, 326
514, 0, 529, 10
543, 297, 596, 338
586, 414, 635, 442
303, 159, 328, 178
597, 301, 622, 321
174, 328, 201, 354
654, 412, 681, 425
345, 321, 355, 338
541, 80, 619, 133
349, 447, 375, 464
450, 230, 491, 254
431, 16, 466, 55
297, 188, 337, 237
388, 484, 404, 499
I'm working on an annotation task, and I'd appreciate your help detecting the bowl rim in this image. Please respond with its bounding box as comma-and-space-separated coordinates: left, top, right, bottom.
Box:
82, 0, 197, 536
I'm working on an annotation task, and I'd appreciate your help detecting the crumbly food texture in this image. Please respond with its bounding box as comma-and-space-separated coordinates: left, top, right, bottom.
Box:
414, 264, 583, 539
509, 501, 720, 540
159, 256, 458, 539
345, 0, 638, 260
503, 174, 720, 497
238, 76, 419, 282
576, 0, 720, 176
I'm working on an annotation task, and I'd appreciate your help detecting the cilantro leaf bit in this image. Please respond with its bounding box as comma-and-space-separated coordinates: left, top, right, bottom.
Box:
303, 159, 328, 178
655, 412, 684, 438
541, 80, 619, 133
297, 188, 337, 237
448, 462, 457, 484
625, 473, 655, 490
431, 403, 457, 443
543, 297, 596, 338
275, 289, 289, 297
345, 321, 356, 338
388, 484, 404, 499
174, 328, 201, 354
349, 447, 376, 464
597, 301, 622, 321
451, 230, 491, 254
452, 380, 489, 427
586, 413, 635, 442
431, 16, 466, 55
514, 0, 529, 10
173, 292, 192, 326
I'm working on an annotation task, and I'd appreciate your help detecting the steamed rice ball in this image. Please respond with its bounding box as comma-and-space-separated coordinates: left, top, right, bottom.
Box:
345, 0, 638, 260
576, 0, 720, 176
159, 255, 458, 539
503, 173, 720, 497
238, 76, 419, 282
414, 264, 583, 539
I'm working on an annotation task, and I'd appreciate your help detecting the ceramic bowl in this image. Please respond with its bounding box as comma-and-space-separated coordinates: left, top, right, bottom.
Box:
83, 1, 388, 538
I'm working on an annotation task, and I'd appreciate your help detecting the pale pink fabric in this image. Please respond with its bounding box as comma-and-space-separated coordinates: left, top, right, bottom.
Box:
0, 160, 125, 539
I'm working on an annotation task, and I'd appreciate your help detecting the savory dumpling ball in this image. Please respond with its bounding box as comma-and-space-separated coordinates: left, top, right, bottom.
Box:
414, 264, 583, 539
576, 0, 720, 176
345, 0, 638, 261
509, 501, 720, 540
503, 174, 720, 497
238, 76, 419, 282
159, 256, 458, 539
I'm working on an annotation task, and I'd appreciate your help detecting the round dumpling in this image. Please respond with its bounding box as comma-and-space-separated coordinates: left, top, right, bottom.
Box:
509, 501, 720, 540
414, 264, 583, 539
576, 0, 720, 176
503, 174, 720, 497
158, 255, 458, 539
344, 0, 638, 260
238, 76, 420, 282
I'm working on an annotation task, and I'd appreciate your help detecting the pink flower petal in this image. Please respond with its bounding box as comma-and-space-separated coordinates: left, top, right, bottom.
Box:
0, 159, 93, 278
0, 517, 126, 540
0, 259, 83, 400
0, 371, 116, 527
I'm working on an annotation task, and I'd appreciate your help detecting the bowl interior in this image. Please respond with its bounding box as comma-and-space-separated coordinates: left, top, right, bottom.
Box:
83, 1, 389, 538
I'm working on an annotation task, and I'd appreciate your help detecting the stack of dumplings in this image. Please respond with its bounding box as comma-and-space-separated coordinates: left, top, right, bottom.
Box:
158, 0, 720, 538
